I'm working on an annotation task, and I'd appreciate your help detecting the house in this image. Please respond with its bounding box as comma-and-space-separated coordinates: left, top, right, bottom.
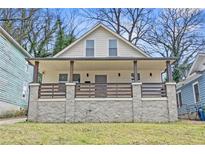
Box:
27, 23, 178, 123
0, 27, 33, 116
177, 53, 205, 119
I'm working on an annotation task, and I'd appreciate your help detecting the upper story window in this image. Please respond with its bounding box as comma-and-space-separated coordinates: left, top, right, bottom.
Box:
86, 40, 94, 57
193, 82, 200, 103
109, 39, 117, 56
176, 91, 182, 108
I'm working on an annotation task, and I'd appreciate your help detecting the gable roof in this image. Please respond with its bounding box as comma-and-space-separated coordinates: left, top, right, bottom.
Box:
54, 23, 150, 58
177, 73, 202, 89
0, 26, 32, 58
188, 53, 205, 76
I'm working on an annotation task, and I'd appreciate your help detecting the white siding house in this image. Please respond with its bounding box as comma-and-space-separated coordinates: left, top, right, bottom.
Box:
27, 23, 178, 123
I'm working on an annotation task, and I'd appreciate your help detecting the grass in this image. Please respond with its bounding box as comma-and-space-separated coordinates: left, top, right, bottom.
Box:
0, 120, 205, 144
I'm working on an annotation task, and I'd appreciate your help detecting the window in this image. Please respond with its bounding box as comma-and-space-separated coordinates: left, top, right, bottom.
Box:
176, 91, 182, 108
73, 74, 80, 83
131, 73, 140, 82
86, 40, 94, 56
22, 82, 28, 100
25, 61, 29, 72
59, 74, 68, 83
109, 39, 117, 56
193, 82, 200, 103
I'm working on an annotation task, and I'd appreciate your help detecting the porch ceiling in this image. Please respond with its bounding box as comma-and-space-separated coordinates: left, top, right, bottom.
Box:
35, 59, 168, 72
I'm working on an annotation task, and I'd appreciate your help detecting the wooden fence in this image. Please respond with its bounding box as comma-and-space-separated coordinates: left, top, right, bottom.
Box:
75, 83, 132, 98
38, 83, 66, 98
38, 82, 166, 99
141, 83, 166, 97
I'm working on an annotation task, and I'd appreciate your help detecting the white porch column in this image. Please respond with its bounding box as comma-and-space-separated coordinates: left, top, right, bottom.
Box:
166, 82, 178, 122
28, 83, 40, 121
132, 82, 142, 122
65, 82, 76, 122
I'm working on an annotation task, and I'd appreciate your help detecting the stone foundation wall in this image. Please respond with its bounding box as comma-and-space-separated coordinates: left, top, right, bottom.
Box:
141, 99, 169, 122
37, 100, 66, 123
28, 82, 178, 123
74, 99, 133, 122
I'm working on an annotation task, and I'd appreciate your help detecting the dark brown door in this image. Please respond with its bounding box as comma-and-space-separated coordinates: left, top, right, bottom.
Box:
95, 75, 107, 97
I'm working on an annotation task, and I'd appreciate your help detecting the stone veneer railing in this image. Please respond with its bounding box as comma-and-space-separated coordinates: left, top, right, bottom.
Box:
28, 82, 178, 123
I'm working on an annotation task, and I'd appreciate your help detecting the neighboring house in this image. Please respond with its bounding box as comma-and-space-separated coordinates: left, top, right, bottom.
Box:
0, 27, 33, 116
27, 23, 178, 123
177, 53, 205, 119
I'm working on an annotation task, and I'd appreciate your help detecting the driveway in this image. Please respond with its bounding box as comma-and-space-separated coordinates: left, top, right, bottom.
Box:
0, 117, 26, 125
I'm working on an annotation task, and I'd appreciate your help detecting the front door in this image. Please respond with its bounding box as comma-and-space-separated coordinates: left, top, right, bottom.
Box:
95, 75, 107, 97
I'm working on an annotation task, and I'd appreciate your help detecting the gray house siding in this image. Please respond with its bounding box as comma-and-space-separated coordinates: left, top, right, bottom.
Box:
0, 34, 33, 115
177, 71, 205, 115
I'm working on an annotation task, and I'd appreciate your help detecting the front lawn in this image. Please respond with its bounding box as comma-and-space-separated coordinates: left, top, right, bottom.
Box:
0, 120, 204, 144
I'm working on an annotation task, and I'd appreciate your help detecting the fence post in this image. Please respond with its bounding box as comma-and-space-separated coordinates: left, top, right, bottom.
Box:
65, 83, 76, 122
132, 82, 142, 122
28, 83, 40, 121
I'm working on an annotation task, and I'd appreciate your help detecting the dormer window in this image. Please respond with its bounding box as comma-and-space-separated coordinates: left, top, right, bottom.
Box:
109, 39, 117, 56
86, 40, 94, 57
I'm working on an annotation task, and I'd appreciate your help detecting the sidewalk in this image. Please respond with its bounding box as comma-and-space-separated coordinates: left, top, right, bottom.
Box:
0, 117, 27, 125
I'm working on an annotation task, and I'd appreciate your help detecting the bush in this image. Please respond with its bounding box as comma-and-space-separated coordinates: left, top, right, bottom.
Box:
0, 108, 27, 119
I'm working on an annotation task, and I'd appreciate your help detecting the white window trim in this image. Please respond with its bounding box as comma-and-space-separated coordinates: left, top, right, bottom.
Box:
25, 61, 29, 73
84, 39, 96, 57
107, 38, 118, 57
192, 81, 200, 104
176, 90, 182, 108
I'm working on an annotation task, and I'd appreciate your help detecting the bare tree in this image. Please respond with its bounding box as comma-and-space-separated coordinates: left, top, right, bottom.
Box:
0, 9, 58, 57
27, 9, 59, 57
0, 9, 38, 44
148, 9, 205, 81
0, 8, 37, 22
0, 8, 84, 57
82, 8, 153, 52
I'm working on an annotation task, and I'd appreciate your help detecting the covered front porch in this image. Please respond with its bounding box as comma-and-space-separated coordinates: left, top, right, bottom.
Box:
30, 57, 174, 99
28, 57, 178, 123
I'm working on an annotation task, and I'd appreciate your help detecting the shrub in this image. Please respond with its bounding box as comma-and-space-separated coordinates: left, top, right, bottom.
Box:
0, 108, 27, 119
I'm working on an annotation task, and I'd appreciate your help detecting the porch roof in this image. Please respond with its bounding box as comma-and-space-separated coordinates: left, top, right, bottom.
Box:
27, 57, 176, 66
28, 57, 175, 75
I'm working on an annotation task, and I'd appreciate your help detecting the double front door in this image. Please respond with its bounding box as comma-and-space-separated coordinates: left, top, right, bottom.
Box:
95, 75, 107, 97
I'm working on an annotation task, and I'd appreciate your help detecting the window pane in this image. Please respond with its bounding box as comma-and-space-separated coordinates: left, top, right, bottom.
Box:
179, 92, 182, 107
86, 48, 94, 56
73, 74, 80, 83
86, 40, 94, 56
86, 40, 94, 48
109, 39, 117, 48
59, 74, 68, 82
109, 39, 117, 56
177, 92, 182, 108
176, 93, 179, 107
137, 73, 140, 80
109, 48, 117, 56
194, 84, 200, 102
